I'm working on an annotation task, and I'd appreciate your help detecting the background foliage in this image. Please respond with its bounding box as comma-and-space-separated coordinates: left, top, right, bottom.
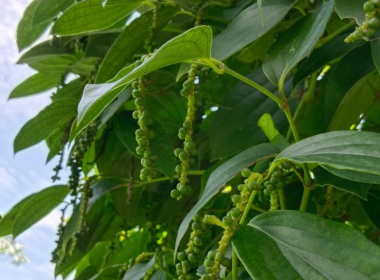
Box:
2, 0, 380, 279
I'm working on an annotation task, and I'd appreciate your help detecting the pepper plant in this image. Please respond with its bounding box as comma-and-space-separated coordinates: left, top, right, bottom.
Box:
2, 0, 380, 279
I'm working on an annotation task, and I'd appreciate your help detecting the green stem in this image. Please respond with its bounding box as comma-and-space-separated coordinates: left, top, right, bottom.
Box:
232, 250, 238, 280
232, 190, 258, 280
316, 21, 356, 47
224, 67, 283, 107
300, 187, 311, 212
286, 72, 318, 141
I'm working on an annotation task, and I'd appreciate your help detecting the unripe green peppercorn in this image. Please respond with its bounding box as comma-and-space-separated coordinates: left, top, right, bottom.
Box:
231, 194, 241, 204
178, 252, 187, 261
231, 208, 241, 218
132, 111, 139, 119
215, 252, 224, 262
193, 237, 203, 246
193, 247, 202, 254
171, 189, 180, 198
207, 251, 216, 260
223, 216, 233, 227
136, 146, 145, 155
183, 80, 193, 90
369, 18, 380, 28
204, 258, 213, 267
193, 214, 202, 222
174, 148, 183, 157
241, 168, 251, 178
179, 152, 189, 161
364, 1, 375, 12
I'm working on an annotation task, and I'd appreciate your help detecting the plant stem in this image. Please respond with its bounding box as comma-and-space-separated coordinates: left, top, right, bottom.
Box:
300, 187, 311, 212
232, 190, 258, 280
316, 21, 356, 47
224, 67, 284, 107
232, 249, 238, 280
286, 72, 318, 141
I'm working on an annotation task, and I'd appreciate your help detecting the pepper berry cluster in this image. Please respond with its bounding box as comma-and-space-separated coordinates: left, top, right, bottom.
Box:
346, 0, 380, 42
132, 61, 159, 181
171, 65, 198, 200
67, 119, 100, 203
176, 214, 206, 279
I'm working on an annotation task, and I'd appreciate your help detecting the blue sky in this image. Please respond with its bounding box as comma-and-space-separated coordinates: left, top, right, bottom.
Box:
0, 1, 70, 279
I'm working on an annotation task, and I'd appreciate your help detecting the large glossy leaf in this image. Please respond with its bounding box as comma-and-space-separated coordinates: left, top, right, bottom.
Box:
77, 26, 212, 129
324, 43, 374, 125
263, 1, 334, 85
322, 165, 380, 184
14, 99, 78, 153
11, 186, 69, 237
275, 131, 380, 176
372, 40, 380, 74
17, 0, 51, 51
329, 72, 380, 131
9, 73, 61, 99
0, 194, 35, 237
175, 143, 279, 253
122, 256, 156, 280
334, 0, 367, 25
52, 0, 142, 36
210, 69, 291, 159
33, 0, 75, 26
96, 7, 178, 83
293, 33, 364, 88
313, 166, 371, 199
211, 0, 296, 61
233, 211, 380, 280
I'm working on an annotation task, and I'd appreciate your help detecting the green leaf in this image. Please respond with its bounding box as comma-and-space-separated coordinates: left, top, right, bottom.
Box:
210, 68, 291, 159
0, 194, 35, 237
234, 211, 380, 280
29, 55, 78, 75
105, 0, 144, 5
113, 25, 212, 89
212, 0, 295, 61
52, 0, 142, 36
114, 113, 176, 178
175, 143, 279, 253
33, 0, 75, 26
9, 73, 61, 99
77, 26, 212, 129
17, 40, 73, 64
17, 0, 51, 51
324, 43, 374, 125
75, 242, 110, 280
372, 40, 380, 74
322, 165, 380, 184
237, 29, 276, 64
14, 99, 78, 153
313, 166, 371, 199
151, 270, 166, 280
233, 225, 298, 280
122, 256, 156, 280
263, 1, 334, 85
329, 72, 380, 131
257, 113, 279, 142
12, 185, 69, 237
275, 131, 380, 176
334, 0, 367, 25
96, 7, 178, 83
293, 33, 365, 88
